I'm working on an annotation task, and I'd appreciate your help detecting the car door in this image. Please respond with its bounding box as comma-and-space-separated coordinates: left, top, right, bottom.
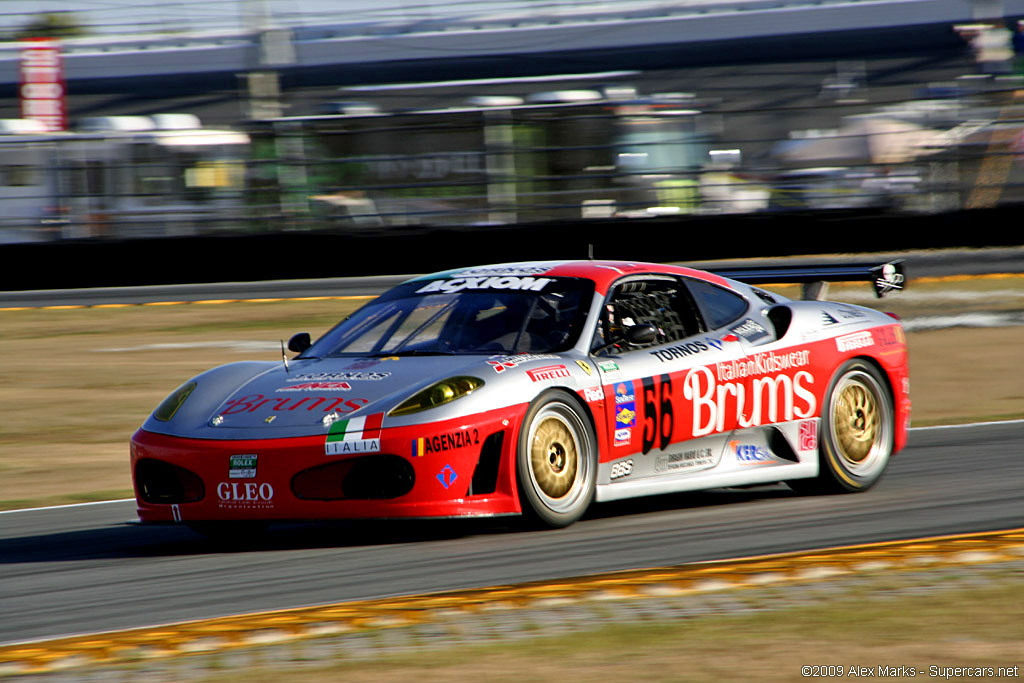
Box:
590, 274, 750, 481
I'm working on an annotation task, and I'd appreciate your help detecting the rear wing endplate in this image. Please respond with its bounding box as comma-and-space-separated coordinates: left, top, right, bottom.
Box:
708, 260, 905, 300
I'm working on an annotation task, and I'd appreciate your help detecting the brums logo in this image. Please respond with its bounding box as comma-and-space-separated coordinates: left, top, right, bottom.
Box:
683, 363, 816, 437
219, 394, 368, 415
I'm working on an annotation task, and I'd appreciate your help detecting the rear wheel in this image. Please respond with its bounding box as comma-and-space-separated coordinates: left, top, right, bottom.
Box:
789, 360, 893, 494
516, 391, 597, 528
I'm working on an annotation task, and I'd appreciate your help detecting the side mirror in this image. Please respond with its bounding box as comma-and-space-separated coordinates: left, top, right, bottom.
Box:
288, 332, 311, 354
626, 324, 658, 346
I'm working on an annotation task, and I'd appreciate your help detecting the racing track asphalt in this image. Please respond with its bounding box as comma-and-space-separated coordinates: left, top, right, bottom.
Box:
1, 420, 1021, 646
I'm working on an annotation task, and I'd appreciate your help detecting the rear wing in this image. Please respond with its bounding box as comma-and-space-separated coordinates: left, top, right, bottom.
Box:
708, 260, 905, 300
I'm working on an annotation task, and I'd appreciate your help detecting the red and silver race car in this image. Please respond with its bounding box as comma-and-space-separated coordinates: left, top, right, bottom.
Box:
131, 260, 909, 530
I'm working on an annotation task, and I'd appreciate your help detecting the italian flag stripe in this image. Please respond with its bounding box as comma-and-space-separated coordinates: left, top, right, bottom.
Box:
327, 412, 383, 442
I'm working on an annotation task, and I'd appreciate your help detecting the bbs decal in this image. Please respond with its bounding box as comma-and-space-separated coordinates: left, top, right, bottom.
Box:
610, 459, 634, 480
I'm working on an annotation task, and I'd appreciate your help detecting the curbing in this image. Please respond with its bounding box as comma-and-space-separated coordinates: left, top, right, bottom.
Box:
1, 527, 1022, 676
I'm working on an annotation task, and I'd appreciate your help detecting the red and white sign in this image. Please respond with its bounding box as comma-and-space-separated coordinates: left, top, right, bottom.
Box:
20, 39, 66, 132
799, 420, 818, 451
526, 365, 571, 382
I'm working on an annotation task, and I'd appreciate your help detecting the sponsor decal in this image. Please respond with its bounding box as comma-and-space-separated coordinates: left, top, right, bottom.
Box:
527, 364, 571, 382
610, 459, 634, 480
486, 353, 559, 374
876, 326, 905, 346
704, 336, 737, 351
650, 340, 709, 363
799, 420, 818, 451
654, 448, 717, 473
436, 464, 458, 489
457, 265, 551, 277
836, 331, 874, 352
731, 441, 774, 465
614, 382, 636, 428
715, 349, 811, 382
597, 360, 620, 373
836, 305, 866, 320
584, 386, 604, 403
290, 371, 390, 382
228, 454, 257, 479
614, 381, 636, 446
412, 429, 479, 457
325, 412, 384, 455
650, 335, 737, 362
731, 319, 769, 342
576, 360, 592, 376
277, 381, 352, 392
264, 416, 276, 424
416, 276, 553, 294
217, 481, 275, 509
822, 311, 840, 326
684, 363, 817, 438
220, 394, 368, 416
875, 263, 904, 295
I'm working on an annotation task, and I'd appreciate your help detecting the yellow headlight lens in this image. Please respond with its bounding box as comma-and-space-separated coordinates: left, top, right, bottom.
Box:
388, 376, 484, 416
153, 381, 197, 422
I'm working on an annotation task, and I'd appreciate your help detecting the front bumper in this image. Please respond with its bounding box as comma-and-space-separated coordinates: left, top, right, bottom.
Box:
130, 406, 524, 523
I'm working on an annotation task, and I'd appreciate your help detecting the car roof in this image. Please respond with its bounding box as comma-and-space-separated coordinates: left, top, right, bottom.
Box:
411, 260, 734, 296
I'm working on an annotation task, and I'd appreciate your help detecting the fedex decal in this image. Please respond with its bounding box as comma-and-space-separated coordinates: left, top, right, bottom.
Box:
683, 351, 817, 437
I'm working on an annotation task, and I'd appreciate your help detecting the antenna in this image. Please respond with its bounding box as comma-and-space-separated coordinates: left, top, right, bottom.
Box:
280, 340, 290, 372
587, 243, 594, 260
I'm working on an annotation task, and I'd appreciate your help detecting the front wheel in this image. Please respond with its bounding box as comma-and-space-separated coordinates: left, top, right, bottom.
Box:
789, 360, 894, 494
516, 391, 597, 528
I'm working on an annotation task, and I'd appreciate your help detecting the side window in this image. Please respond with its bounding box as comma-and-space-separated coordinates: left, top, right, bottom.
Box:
685, 279, 749, 329
594, 278, 704, 351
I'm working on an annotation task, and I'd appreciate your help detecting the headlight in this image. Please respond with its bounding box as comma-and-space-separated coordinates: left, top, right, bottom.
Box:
152, 381, 197, 422
388, 376, 484, 416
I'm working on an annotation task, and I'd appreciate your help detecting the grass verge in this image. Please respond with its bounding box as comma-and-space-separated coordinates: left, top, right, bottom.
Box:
2, 277, 1023, 510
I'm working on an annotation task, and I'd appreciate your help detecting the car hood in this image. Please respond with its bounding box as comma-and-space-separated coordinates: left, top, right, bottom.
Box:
141, 353, 561, 440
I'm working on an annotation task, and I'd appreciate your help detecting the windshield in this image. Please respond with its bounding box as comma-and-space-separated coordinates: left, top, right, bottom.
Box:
302, 277, 594, 357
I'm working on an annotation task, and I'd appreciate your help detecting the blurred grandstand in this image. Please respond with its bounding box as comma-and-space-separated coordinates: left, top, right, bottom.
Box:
1, 1, 1024, 241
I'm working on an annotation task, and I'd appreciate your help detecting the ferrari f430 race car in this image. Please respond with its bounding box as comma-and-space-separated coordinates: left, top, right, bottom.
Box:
131, 260, 910, 529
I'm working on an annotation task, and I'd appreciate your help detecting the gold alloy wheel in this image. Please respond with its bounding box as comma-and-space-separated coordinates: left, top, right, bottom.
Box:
834, 379, 879, 464
530, 414, 579, 500
828, 369, 890, 475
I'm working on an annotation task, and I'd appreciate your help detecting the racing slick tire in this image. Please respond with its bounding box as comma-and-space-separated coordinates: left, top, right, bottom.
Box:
516, 390, 597, 528
789, 359, 894, 494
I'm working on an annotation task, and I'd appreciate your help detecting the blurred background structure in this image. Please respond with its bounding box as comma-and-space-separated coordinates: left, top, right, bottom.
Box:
1, 0, 1024, 245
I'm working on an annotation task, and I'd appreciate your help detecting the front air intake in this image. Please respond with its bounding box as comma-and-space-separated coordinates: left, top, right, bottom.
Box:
291, 455, 415, 500
135, 458, 205, 504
